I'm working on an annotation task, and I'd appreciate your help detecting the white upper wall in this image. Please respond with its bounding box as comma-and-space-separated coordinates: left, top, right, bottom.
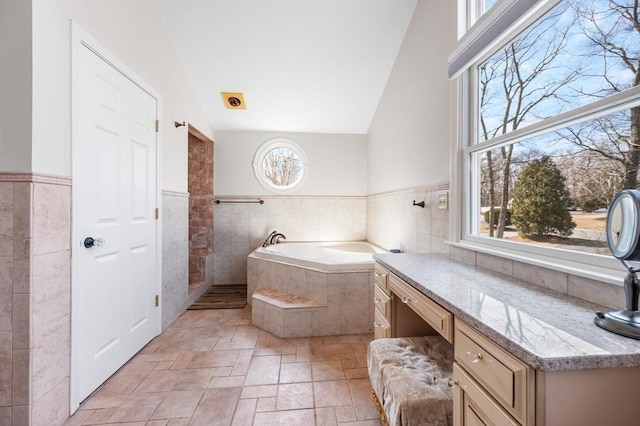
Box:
367, 0, 457, 194
0, 0, 32, 172
215, 131, 367, 196
28, 0, 212, 191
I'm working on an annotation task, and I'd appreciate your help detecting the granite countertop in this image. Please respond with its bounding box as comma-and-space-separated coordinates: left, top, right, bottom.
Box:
374, 253, 640, 372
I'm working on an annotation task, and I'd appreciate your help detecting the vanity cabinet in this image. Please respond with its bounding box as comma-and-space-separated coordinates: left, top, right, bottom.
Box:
373, 258, 640, 426
373, 265, 391, 339
383, 271, 525, 425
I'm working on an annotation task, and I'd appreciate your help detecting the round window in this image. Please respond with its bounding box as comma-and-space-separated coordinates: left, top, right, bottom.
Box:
253, 138, 308, 192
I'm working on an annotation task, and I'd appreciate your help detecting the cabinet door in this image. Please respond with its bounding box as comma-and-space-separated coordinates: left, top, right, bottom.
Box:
373, 309, 391, 339
455, 319, 531, 424
453, 363, 519, 426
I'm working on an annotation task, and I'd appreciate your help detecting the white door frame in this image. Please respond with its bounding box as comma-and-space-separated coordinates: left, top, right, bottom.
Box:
70, 22, 163, 412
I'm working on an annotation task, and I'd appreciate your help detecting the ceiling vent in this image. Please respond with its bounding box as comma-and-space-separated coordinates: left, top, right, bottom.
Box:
221, 92, 246, 110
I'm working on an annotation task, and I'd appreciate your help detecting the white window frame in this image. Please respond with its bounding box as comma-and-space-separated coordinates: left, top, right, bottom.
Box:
449, 0, 640, 285
253, 137, 309, 193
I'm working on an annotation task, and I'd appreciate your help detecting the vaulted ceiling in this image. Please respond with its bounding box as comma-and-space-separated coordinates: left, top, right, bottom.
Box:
157, 0, 417, 134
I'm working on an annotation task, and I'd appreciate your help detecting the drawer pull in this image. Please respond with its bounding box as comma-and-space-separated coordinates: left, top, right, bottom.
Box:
375, 272, 386, 277
373, 321, 388, 329
374, 297, 381, 303
401, 296, 411, 304
466, 351, 483, 363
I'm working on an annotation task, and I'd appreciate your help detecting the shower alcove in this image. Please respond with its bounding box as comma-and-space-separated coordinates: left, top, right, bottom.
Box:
187, 125, 214, 294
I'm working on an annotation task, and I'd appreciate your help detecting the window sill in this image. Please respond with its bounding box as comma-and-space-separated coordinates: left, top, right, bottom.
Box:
447, 240, 626, 287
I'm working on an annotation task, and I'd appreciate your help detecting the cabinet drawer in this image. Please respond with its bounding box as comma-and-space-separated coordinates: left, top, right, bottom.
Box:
388, 273, 453, 342
374, 284, 391, 319
455, 320, 531, 425
453, 363, 519, 426
374, 264, 390, 292
373, 309, 391, 339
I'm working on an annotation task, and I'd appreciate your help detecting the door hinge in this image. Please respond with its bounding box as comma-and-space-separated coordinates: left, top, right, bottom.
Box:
155, 120, 159, 133
155, 295, 159, 307
155, 208, 159, 220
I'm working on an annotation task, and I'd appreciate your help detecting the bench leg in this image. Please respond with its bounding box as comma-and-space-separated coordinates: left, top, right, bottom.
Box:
371, 388, 389, 426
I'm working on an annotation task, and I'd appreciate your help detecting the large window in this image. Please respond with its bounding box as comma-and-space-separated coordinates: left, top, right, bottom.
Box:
458, 0, 640, 274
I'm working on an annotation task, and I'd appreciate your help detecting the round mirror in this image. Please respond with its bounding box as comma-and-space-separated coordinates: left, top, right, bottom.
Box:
606, 190, 640, 260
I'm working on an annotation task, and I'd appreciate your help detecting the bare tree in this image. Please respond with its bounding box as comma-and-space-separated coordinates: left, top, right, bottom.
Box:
480, 7, 580, 238
567, 0, 640, 188
262, 148, 302, 187
556, 150, 624, 206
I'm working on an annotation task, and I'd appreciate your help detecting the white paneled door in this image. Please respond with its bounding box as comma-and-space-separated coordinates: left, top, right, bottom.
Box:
73, 41, 160, 405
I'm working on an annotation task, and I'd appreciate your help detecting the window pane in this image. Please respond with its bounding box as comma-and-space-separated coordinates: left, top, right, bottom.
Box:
483, 0, 495, 14
473, 106, 640, 256
260, 147, 304, 188
478, 0, 639, 143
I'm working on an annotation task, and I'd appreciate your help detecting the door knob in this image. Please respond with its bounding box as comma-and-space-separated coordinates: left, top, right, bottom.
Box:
83, 237, 105, 248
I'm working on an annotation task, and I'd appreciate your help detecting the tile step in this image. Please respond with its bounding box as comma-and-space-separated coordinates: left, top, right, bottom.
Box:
252, 286, 326, 309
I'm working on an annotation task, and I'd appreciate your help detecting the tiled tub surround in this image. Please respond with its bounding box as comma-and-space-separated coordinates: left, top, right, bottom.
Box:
214, 186, 450, 287
366, 184, 450, 255
0, 173, 72, 426
375, 253, 640, 371
247, 254, 375, 338
213, 196, 367, 285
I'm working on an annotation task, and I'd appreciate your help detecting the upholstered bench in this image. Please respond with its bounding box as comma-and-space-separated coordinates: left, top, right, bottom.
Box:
367, 336, 454, 426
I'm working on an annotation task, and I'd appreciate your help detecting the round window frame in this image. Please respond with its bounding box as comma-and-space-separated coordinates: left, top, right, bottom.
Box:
253, 138, 309, 193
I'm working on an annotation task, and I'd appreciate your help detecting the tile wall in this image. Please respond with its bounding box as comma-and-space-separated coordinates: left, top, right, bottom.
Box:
366, 185, 450, 255
0, 173, 72, 426
212, 186, 452, 287
213, 196, 367, 285
0, 178, 203, 425
161, 191, 190, 330
450, 246, 625, 310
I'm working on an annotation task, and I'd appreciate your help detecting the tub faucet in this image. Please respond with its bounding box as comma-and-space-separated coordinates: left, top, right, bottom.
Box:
270, 233, 286, 245
262, 231, 278, 247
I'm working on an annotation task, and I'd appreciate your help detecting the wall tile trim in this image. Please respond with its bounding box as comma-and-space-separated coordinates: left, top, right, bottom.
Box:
367, 183, 449, 199
162, 190, 189, 198
0, 172, 71, 186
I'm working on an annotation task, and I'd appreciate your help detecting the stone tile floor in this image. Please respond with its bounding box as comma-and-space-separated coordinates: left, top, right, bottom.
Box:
65, 306, 382, 425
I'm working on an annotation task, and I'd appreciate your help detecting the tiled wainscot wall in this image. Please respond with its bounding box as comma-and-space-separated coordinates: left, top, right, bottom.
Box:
366, 184, 450, 255
162, 190, 210, 329
0, 173, 72, 426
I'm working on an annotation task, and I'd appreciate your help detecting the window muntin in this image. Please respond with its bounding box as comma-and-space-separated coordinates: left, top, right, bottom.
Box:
253, 138, 308, 192
462, 0, 640, 271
